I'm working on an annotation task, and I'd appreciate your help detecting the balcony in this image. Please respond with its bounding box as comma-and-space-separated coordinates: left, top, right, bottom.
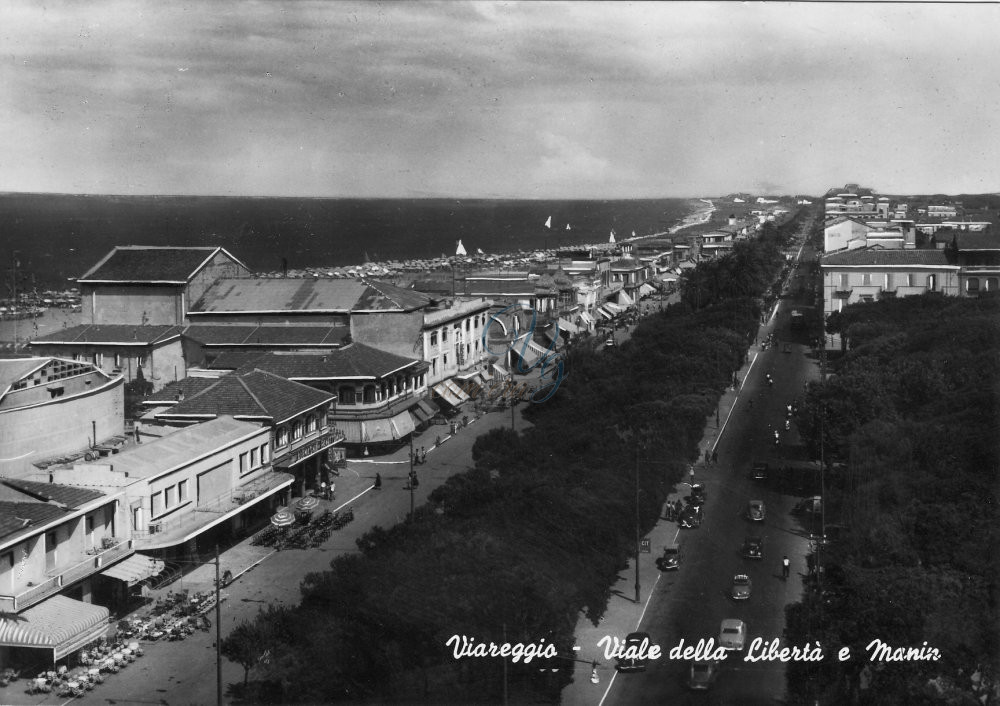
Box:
0, 538, 133, 613
832, 289, 852, 299
331, 391, 417, 421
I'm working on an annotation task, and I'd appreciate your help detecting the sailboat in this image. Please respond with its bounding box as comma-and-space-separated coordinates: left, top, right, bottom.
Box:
476, 247, 485, 255
566, 224, 571, 230
456, 240, 468, 256
609, 230, 616, 244
544, 216, 552, 229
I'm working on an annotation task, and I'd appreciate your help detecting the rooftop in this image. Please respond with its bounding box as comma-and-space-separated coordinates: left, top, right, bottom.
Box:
78, 246, 245, 284
228, 343, 422, 380
821, 247, 955, 267
183, 324, 350, 347
191, 278, 431, 314
32, 324, 184, 345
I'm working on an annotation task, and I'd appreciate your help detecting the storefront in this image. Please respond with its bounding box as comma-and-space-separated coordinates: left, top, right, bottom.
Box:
0, 595, 110, 667
273, 429, 344, 496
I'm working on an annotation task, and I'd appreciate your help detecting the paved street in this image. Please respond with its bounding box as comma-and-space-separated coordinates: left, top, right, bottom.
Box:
0, 398, 535, 706
564, 222, 821, 705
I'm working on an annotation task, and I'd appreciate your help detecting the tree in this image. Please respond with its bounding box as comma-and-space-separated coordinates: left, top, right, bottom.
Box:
221, 619, 270, 687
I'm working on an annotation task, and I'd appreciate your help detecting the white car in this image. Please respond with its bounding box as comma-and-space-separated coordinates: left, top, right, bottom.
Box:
719, 619, 747, 650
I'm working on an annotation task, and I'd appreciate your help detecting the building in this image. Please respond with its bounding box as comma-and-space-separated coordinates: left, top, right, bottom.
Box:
46, 416, 289, 562
76, 246, 249, 326
202, 345, 433, 453
820, 247, 960, 317
0, 357, 124, 479
823, 216, 873, 252
30, 324, 185, 392
141, 369, 341, 497
0, 478, 134, 669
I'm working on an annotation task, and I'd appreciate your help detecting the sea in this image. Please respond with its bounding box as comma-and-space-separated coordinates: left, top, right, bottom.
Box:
0, 193, 703, 290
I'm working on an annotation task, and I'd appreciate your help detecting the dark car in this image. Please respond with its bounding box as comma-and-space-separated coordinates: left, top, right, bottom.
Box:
678, 504, 703, 529
731, 574, 752, 600
747, 499, 765, 522
741, 536, 763, 560
687, 658, 721, 690
751, 461, 768, 481
617, 632, 650, 672
688, 483, 707, 506
657, 543, 680, 571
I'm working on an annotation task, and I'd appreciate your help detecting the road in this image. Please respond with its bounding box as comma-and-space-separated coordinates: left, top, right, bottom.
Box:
607, 220, 823, 705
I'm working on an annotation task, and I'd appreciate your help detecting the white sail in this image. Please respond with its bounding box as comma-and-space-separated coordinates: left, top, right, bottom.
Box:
566, 224, 571, 230
632, 230, 636, 238
476, 247, 485, 255
609, 230, 616, 244
544, 216, 552, 229
456, 239, 467, 256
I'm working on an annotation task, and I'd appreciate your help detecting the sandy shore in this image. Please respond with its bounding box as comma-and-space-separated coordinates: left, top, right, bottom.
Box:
0, 307, 82, 346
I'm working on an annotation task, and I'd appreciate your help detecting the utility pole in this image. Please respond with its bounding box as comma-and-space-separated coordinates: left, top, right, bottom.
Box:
215, 545, 222, 706
409, 434, 415, 521
634, 444, 640, 604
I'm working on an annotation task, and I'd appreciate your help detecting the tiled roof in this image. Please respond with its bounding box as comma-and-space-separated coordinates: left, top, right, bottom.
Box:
153, 370, 334, 424
824, 215, 871, 228
233, 343, 420, 380
32, 324, 183, 345
183, 324, 350, 347
205, 351, 271, 371
191, 278, 430, 314
0, 501, 68, 543
1, 478, 105, 508
821, 247, 955, 267
145, 377, 220, 404
78, 246, 241, 283
463, 280, 550, 296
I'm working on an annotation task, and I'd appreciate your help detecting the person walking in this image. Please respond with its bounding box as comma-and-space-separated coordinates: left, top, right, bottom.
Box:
374, 472, 382, 490
134, 420, 142, 444
711, 449, 718, 465
782, 555, 790, 579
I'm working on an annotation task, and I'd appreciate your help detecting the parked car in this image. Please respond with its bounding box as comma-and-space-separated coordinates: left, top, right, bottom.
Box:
688, 483, 707, 506
605, 336, 615, 347
678, 504, 703, 529
731, 574, 752, 600
793, 496, 823, 515
746, 500, 765, 522
617, 632, 650, 672
719, 619, 747, 650
687, 658, 721, 690
741, 536, 763, 560
752, 461, 768, 481
657, 543, 680, 571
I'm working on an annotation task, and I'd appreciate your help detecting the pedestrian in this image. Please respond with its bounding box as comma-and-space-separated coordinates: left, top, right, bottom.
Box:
134, 420, 142, 444
320, 481, 327, 500
689, 466, 695, 484
782, 555, 790, 579
704, 449, 710, 465
421, 447, 427, 464
374, 472, 382, 490
711, 449, 718, 465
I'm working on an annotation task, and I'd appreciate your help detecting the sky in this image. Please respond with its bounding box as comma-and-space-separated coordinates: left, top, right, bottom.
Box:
2, 1, 999, 199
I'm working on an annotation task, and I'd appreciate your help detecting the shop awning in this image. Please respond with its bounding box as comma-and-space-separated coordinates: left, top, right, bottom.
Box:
410, 405, 433, 423
578, 311, 596, 327
416, 398, 440, 419
0, 595, 109, 660
604, 301, 623, 314
100, 553, 165, 586
617, 291, 634, 308
639, 283, 657, 297
492, 363, 509, 379
596, 306, 614, 320
432, 379, 471, 408
557, 317, 579, 334
337, 411, 417, 444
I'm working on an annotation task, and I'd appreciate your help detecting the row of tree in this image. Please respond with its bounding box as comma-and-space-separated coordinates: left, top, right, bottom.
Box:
787, 291, 1000, 703
220, 217, 795, 703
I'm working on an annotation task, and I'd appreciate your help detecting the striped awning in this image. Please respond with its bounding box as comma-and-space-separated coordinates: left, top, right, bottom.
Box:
336, 410, 418, 444
100, 553, 165, 586
556, 317, 579, 334
617, 291, 634, 308
578, 311, 596, 327
0, 595, 110, 660
596, 306, 614, 320
605, 301, 623, 314
432, 379, 471, 408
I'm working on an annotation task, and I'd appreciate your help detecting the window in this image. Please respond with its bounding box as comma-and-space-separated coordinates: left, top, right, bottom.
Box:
442, 328, 448, 342
94, 352, 104, 366
178, 480, 188, 502
318, 409, 327, 429
293, 421, 303, 440
861, 273, 872, 286
905, 273, 913, 287
306, 415, 317, 434
928, 274, 937, 291
987, 278, 999, 291
430, 331, 438, 346
259, 444, 269, 465
443, 354, 448, 366
839, 273, 849, 289
885, 273, 893, 290
151, 491, 163, 516
967, 277, 980, 292
276, 427, 289, 447
431, 358, 438, 375
138, 355, 147, 367
250, 447, 259, 468
114, 353, 122, 367
239, 452, 248, 473
465, 319, 470, 331
165, 486, 175, 508
48, 386, 65, 399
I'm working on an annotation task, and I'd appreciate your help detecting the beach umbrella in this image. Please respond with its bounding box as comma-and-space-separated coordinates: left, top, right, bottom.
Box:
296, 496, 319, 512
271, 509, 295, 528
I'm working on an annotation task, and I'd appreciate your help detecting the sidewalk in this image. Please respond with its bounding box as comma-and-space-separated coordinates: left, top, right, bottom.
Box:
560, 330, 769, 705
